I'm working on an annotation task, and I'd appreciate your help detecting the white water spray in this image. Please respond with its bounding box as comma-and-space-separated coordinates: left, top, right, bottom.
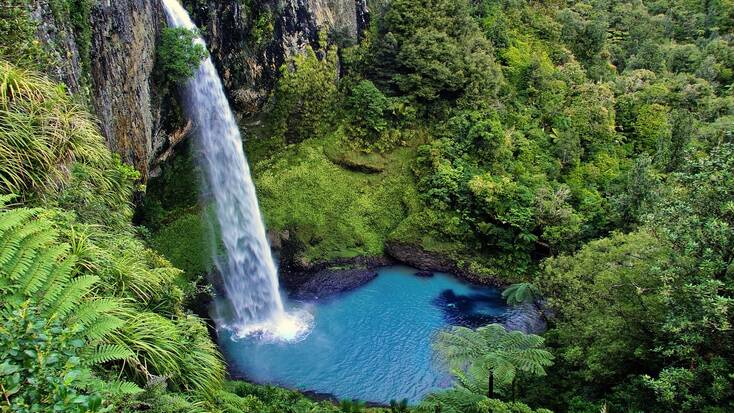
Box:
161, 0, 310, 341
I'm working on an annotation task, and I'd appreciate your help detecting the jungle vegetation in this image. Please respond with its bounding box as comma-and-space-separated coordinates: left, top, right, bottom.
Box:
1, 0, 733, 411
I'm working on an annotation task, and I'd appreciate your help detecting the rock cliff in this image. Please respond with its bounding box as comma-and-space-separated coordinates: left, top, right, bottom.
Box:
89, 0, 166, 178
186, 0, 369, 114
28, 0, 369, 176
30, 0, 166, 179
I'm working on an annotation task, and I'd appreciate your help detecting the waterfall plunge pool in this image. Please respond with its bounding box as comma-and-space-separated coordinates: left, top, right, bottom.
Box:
217, 266, 513, 404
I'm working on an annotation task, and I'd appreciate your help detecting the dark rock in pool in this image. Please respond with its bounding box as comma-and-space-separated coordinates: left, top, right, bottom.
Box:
414, 271, 435, 278
291, 268, 378, 301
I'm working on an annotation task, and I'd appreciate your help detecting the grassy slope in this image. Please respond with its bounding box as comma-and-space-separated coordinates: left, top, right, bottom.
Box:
250, 127, 421, 263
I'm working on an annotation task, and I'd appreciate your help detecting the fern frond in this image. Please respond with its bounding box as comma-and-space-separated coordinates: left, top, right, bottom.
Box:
70, 298, 121, 327
0, 207, 38, 233
17, 243, 67, 296
83, 344, 134, 365
38, 254, 76, 309
103, 380, 144, 396
44, 274, 98, 319
81, 314, 125, 341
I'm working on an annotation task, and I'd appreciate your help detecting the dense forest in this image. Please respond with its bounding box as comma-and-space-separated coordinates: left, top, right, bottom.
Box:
1, 0, 733, 412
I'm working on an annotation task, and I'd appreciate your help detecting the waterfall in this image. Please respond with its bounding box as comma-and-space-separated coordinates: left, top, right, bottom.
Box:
161, 0, 309, 341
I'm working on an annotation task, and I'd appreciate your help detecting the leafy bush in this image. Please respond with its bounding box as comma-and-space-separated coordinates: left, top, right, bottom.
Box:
367, 0, 502, 106
157, 27, 208, 85
268, 47, 338, 143
0, 200, 140, 411
344, 80, 390, 148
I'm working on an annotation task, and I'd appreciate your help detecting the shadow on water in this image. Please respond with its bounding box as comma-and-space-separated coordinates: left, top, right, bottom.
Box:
433, 289, 507, 329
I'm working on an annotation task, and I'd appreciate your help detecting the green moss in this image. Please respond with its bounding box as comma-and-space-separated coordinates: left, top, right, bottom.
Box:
150, 210, 214, 278
0, 0, 50, 69
253, 132, 419, 262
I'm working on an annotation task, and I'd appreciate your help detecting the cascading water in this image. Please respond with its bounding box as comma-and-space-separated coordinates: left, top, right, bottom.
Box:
161, 0, 310, 341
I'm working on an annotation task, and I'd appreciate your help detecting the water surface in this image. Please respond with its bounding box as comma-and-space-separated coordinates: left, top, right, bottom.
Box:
218, 266, 509, 403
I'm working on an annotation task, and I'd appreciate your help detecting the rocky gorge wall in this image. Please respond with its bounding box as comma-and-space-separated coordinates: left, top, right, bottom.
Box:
185, 0, 369, 114
89, 0, 166, 178
29, 0, 370, 178
29, 0, 167, 179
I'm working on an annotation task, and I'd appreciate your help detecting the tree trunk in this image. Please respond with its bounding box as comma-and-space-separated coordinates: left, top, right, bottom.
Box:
512, 376, 517, 401
488, 369, 494, 399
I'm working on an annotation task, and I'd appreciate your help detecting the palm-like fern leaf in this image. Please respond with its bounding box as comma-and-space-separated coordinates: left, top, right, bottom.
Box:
502, 283, 541, 306
44, 274, 98, 319
82, 314, 126, 341
435, 323, 554, 397
83, 344, 134, 365
70, 298, 122, 327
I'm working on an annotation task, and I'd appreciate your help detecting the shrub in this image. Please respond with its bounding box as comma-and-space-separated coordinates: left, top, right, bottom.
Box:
268, 47, 338, 143
344, 80, 389, 148
157, 27, 208, 85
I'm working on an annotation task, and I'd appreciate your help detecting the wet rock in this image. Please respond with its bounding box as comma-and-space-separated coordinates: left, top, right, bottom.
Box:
414, 271, 434, 278
187, 0, 370, 115
28, 0, 169, 179
291, 267, 377, 300
29, 0, 84, 94
502, 303, 547, 334
90, 0, 166, 178
385, 240, 500, 286
279, 253, 394, 297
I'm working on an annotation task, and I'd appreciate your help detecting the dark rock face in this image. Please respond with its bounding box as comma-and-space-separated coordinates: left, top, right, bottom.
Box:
290, 267, 378, 300
186, 0, 369, 115
29, 0, 168, 179
89, 0, 166, 178
384, 241, 458, 273
29, 0, 84, 94
278, 247, 394, 301
385, 241, 501, 286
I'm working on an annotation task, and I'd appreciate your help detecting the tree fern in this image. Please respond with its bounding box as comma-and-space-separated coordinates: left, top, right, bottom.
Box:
502, 283, 541, 306
435, 323, 554, 399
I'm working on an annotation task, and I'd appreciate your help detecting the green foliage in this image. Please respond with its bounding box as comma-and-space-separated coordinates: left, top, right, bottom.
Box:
367, 0, 502, 106
0, 61, 108, 197
268, 47, 339, 143
157, 27, 208, 85
0, 202, 139, 412
149, 210, 213, 278
0, 65, 229, 411
417, 390, 552, 413
435, 324, 553, 399
534, 146, 734, 411
0, 0, 49, 70
49, 0, 93, 76
256, 141, 415, 261
250, 9, 274, 46
344, 79, 390, 149
502, 283, 540, 307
